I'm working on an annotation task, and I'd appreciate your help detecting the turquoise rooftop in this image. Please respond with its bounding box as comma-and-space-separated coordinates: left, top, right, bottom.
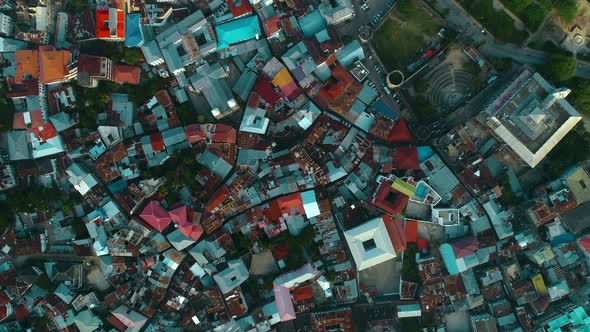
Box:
216, 15, 261, 50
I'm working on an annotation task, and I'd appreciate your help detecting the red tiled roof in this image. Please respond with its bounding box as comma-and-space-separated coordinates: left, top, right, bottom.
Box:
405, 220, 418, 243
254, 78, 281, 105
140, 200, 170, 232
227, 0, 252, 18
387, 119, 413, 143
0, 306, 7, 322
273, 243, 289, 260
579, 236, 590, 254
184, 124, 205, 143
293, 286, 314, 302
113, 64, 140, 84
12, 110, 44, 129
417, 238, 428, 250
169, 205, 204, 241
205, 186, 230, 213
372, 181, 410, 215
383, 214, 406, 253
77, 54, 103, 76
452, 237, 479, 259
0, 291, 9, 305
107, 314, 128, 331
393, 147, 419, 170
14, 304, 28, 320
264, 16, 281, 36
150, 132, 165, 152
30, 123, 58, 141
96, 9, 125, 39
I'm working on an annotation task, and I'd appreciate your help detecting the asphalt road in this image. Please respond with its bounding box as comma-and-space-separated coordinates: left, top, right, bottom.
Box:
433, 0, 590, 79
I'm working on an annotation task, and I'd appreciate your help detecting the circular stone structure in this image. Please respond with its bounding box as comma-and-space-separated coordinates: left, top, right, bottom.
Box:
386, 70, 405, 89
574, 33, 584, 45
359, 26, 372, 42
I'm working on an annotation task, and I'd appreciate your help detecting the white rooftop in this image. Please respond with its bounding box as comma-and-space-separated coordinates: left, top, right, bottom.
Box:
344, 217, 396, 271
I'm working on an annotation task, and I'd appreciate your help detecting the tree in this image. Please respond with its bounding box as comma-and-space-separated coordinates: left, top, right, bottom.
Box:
0, 203, 15, 231
0, 79, 14, 132
65, 0, 87, 13
543, 54, 576, 82
124, 48, 143, 65
554, 0, 579, 22
415, 79, 429, 94
567, 77, 590, 115
492, 58, 513, 73
463, 61, 481, 76
498, 174, 518, 207
399, 318, 421, 331
544, 124, 590, 178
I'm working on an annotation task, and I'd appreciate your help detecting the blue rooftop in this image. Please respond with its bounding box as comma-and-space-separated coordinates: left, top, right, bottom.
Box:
125, 13, 144, 48
298, 10, 327, 38
374, 99, 399, 120
417, 146, 434, 162
440, 243, 460, 275
216, 15, 261, 50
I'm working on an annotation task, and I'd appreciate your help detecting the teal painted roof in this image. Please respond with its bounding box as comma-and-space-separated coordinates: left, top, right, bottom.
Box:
299, 10, 327, 38
125, 13, 144, 47
216, 15, 261, 50
440, 243, 460, 275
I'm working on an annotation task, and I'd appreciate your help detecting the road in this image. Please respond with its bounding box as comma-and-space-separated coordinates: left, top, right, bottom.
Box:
432, 0, 590, 79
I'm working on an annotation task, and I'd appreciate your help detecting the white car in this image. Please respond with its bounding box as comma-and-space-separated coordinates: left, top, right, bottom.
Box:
361, 3, 369, 11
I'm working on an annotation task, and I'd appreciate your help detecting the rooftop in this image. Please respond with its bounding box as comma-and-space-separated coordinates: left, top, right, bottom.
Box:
484, 69, 582, 167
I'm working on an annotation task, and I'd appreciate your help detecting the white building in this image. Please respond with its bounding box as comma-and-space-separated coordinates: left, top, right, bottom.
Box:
66, 163, 98, 196
239, 107, 269, 134
482, 69, 582, 167
213, 259, 249, 294
0, 13, 13, 36
344, 217, 397, 271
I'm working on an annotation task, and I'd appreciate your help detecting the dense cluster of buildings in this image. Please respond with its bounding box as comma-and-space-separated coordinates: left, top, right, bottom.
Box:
0, 0, 590, 330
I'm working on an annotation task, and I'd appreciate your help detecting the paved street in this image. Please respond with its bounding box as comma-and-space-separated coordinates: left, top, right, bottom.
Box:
433, 0, 590, 79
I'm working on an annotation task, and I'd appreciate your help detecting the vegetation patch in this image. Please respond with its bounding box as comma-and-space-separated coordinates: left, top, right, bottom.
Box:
458, 0, 528, 44
373, 0, 440, 71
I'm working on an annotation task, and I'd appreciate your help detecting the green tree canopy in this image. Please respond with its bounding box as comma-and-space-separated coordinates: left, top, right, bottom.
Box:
555, 0, 579, 22
567, 77, 590, 115
543, 54, 576, 82
124, 48, 143, 65
544, 124, 590, 178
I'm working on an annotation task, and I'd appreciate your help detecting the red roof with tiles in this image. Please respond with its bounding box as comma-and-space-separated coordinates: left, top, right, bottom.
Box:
405, 220, 418, 243
30, 123, 58, 141
169, 205, 204, 241
394, 147, 419, 170
293, 286, 314, 302
227, 0, 252, 18
254, 78, 281, 105
579, 236, 590, 254
150, 132, 165, 152
264, 16, 281, 36
205, 186, 230, 213
387, 119, 413, 143
184, 124, 205, 143
417, 238, 428, 250
96, 9, 125, 39
14, 304, 28, 320
452, 237, 479, 259
383, 214, 407, 253
211, 124, 237, 144
113, 64, 140, 84
140, 200, 170, 232
13, 110, 44, 129
273, 243, 289, 260
372, 181, 410, 215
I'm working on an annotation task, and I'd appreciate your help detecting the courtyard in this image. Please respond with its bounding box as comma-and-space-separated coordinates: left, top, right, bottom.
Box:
373, 0, 441, 71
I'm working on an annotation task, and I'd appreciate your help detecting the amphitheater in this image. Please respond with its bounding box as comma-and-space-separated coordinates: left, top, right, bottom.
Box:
425, 64, 474, 111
